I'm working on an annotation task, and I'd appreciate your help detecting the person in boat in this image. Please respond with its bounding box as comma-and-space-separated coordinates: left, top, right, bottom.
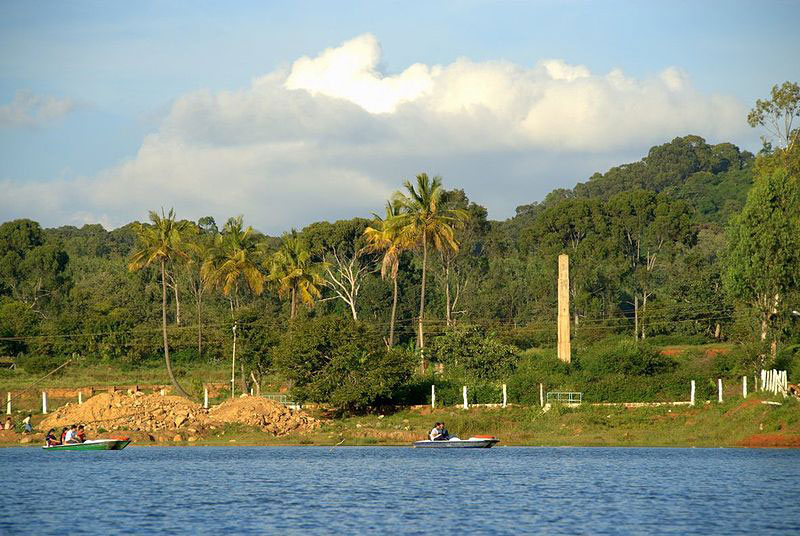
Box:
45, 428, 60, 446
75, 425, 86, 443
60, 427, 68, 443
64, 424, 78, 443
429, 422, 451, 441
4, 416, 12, 430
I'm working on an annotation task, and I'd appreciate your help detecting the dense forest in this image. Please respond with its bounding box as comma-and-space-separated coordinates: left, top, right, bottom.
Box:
1, 83, 799, 410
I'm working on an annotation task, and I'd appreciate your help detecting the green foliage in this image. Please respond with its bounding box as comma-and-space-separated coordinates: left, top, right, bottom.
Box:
18, 354, 68, 376
427, 326, 518, 381
275, 315, 415, 412
576, 337, 677, 376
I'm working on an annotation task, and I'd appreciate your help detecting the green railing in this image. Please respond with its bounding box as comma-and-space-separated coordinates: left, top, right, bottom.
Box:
546, 391, 583, 404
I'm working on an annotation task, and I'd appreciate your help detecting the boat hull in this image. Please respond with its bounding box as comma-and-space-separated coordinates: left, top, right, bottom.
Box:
413, 438, 499, 448
42, 439, 131, 451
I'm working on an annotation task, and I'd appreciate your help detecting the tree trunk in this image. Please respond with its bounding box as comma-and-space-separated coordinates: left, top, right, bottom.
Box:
444, 259, 451, 327
714, 323, 721, 340
290, 287, 297, 319
418, 234, 428, 371
634, 294, 639, 341
196, 294, 202, 358
641, 292, 647, 340
388, 275, 398, 348
173, 277, 180, 325
161, 261, 190, 397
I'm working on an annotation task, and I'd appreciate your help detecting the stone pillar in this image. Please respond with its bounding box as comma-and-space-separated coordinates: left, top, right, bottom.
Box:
557, 254, 571, 363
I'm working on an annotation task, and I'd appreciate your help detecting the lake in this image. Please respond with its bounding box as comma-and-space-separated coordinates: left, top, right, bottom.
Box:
1, 446, 799, 534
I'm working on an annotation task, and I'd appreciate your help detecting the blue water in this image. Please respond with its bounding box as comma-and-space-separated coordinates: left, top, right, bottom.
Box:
1, 446, 799, 535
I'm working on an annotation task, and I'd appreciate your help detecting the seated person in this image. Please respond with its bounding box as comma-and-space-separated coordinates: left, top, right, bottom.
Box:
60, 427, 68, 443
75, 425, 86, 443
429, 422, 450, 441
64, 424, 78, 444
45, 428, 60, 447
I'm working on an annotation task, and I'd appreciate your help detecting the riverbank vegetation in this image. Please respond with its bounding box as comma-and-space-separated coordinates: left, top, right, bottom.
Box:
1, 82, 799, 413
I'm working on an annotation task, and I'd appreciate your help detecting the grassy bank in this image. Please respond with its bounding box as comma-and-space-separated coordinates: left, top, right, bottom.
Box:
4, 395, 798, 448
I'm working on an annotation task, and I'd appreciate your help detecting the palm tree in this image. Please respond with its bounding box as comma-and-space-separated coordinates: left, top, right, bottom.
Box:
201, 216, 265, 311
128, 208, 191, 397
364, 200, 409, 347
268, 231, 326, 319
392, 174, 468, 364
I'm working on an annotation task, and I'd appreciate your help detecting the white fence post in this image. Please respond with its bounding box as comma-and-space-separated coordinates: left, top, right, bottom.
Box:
742, 376, 747, 398
6, 392, 10, 415
539, 383, 544, 407
42, 391, 48, 414
78, 391, 82, 405
431, 384, 436, 409
502, 384, 507, 408
718, 379, 723, 403
204, 387, 209, 409
462, 386, 468, 410
690, 380, 696, 406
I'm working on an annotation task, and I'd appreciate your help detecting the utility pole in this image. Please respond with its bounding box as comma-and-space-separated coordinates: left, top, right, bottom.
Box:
557, 254, 571, 363
231, 323, 237, 399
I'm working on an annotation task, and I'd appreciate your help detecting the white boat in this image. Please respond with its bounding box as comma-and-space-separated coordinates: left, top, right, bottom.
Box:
413, 436, 499, 448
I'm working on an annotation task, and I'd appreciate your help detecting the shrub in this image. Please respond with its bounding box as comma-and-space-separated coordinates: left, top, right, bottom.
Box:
18, 354, 67, 376
427, 325, 519, 381
276, 315, 415, 412
577, 337, 677, 376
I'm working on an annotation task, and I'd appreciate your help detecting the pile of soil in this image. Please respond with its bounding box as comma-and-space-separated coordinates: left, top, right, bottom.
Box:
208, 396, 320, 436
40, 392, 202, 433
38, 392, 320, 437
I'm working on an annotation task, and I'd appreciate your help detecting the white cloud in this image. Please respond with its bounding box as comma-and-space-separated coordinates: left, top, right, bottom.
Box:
0, 34, 752, 232
0, 90, 76, 127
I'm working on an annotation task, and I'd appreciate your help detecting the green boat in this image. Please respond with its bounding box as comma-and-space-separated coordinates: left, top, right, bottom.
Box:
42, 438, 131, 451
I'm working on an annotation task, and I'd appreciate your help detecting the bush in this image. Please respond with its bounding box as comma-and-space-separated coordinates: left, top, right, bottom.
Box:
428, 325, 519, 381
276, 315, 415, 412
18, 354, 68, 375
577, 337, 677, 376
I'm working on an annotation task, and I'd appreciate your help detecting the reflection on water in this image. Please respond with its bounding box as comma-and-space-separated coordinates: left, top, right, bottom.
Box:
1, 446, 799, 535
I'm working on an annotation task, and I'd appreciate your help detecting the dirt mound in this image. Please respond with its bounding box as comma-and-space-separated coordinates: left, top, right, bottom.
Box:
40, 392, 202, 433
39, 392, 320, 437
207, 396, 320, 436
737, 434, 800, 448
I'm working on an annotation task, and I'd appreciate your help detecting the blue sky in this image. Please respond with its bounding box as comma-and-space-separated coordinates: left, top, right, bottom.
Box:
1, 1, 798, 231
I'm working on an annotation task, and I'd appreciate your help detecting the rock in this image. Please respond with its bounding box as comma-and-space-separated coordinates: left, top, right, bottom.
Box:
356, 423, 362, 428
188, 436, 198, 442
173, 434, 182, 442
19, 437, 32, 444
174, 415, 187, 428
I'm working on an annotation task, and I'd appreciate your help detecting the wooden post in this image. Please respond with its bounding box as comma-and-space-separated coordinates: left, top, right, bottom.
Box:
42, 391, 48, 414
78, 391, 82, 405
742, 376, 747, 398
539, 383, 544, 407
718, 379, 723, 403
690, 380, 695, 406
557, 254, 571, 363
204, 387, 209, 409
462, 386, 468, 410
6, 392, 10, 415
431, 384, 435, 409
502, 384, 507, 408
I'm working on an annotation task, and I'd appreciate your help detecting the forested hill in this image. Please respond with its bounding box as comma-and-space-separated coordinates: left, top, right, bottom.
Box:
509, 135, 754, 233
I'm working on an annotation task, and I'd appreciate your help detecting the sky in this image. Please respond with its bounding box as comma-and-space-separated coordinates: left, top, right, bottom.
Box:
1, 0, 798, 233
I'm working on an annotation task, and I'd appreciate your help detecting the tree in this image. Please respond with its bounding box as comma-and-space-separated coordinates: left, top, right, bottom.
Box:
268, 231, 326, 319
202, 216, 265, 311
322, 247, 370, 320
363, 200, 410, 346
747, 81, 800, 151
0, 219, 70, 316
392, 174, 468, 363
726, 165, 800, 360
128, 208, 191, 397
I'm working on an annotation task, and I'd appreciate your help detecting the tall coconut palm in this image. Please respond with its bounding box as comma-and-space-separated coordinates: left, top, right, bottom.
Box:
202, 216, 265, 311
392, 174, 468, 364
268, 231, 326, 319
364, 200, 409, 347
128, 208, 191, 397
